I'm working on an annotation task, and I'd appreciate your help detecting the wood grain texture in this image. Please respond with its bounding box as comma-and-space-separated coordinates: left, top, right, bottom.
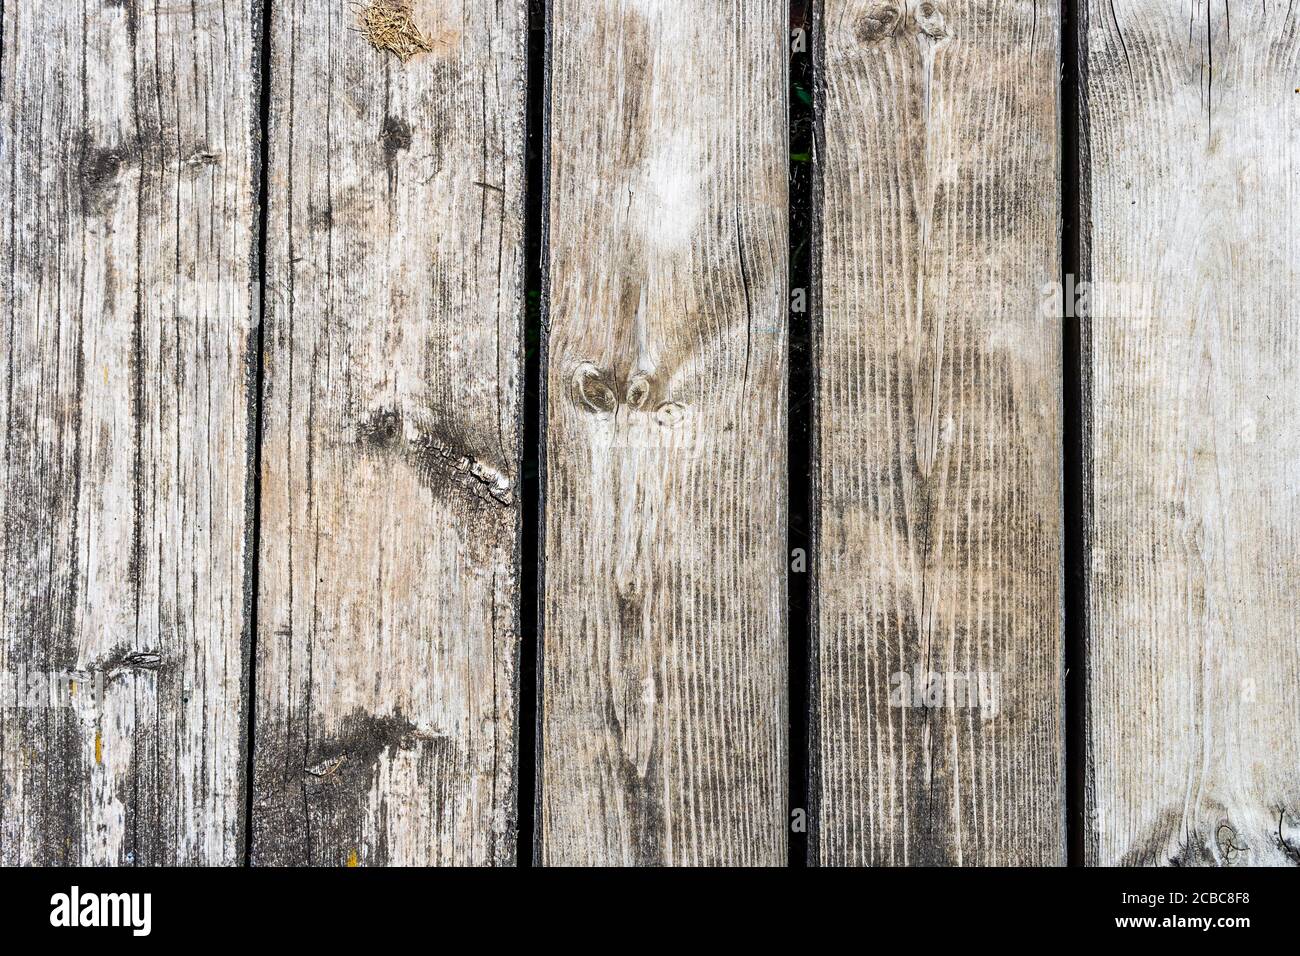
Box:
251, 0, 527, 866
0, 0, 256, 864
540, 0, 789, 865
1083, 0, 1300, 867
814, 0, 1063, 865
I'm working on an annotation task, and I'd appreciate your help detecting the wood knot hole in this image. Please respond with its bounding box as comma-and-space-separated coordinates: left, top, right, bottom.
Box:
655, 402, 686, 428
855, 4, 902, 43
572, 362, 617, 414
626, 374, 654, 411
913, 1, 949, 40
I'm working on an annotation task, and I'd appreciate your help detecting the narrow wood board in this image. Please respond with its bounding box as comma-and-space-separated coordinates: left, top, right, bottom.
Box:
0, 0, 257, 863
539, 0, 790, 865
1083, 0, 1300, 867
251, 0, 528, 865
815, 0, 1064, 865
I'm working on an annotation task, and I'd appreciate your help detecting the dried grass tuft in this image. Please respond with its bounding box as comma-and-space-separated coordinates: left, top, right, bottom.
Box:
356, 0, 433, 63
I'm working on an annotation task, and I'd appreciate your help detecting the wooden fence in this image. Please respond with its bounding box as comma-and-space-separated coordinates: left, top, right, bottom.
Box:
2, 0, 1298, 867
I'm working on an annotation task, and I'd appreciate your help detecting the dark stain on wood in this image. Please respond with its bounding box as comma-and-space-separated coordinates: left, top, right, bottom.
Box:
854, 3, 904, 44
355, 406, 515, 509
380, 114, 413, 164
79, 142, 132, 214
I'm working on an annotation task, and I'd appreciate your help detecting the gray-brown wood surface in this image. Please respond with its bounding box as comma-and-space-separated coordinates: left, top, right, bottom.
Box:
250, 0, 528, 866
0, 0, 257, 863
4, 0, 1300, 870
815, 0, 1064, 865
1082, 0, 1300, 867
538, 0, 790, 865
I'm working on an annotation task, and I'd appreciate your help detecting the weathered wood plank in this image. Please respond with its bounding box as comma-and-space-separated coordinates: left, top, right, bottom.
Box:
251, 0, 527, 866
814, 0, 1063, 865
1083, 0, 1300, 867
0, 0, 256, 864
540, 0, 789, 865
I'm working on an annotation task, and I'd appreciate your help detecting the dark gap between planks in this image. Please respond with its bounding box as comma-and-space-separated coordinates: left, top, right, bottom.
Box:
243, 0, 274, 868
788, 0, 816, 869
518, 0, 548, 868
1061, 0, 1089, 868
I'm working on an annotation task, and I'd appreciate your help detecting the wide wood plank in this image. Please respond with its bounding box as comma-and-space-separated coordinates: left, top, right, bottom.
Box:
251, 0, 527, 866
540, 0, 789, 865
0, 0, 256, 863
1083, 0, 1300, 866
815, 0, 1064, 865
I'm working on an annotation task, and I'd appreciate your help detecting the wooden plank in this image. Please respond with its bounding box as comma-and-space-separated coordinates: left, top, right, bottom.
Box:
251, 0, 527, 866
814, 0, 1064, 865
0, 0, 256, 863
1083, 1, 1300, 866
540, 0, 789, 865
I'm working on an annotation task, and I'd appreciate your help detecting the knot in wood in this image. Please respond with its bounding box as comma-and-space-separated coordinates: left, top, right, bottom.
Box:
913, 1, 949, 40
572, 362, 617, 414
654, 402, 686, 428
855, 3, 903, 43
626, 373, 654, 411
